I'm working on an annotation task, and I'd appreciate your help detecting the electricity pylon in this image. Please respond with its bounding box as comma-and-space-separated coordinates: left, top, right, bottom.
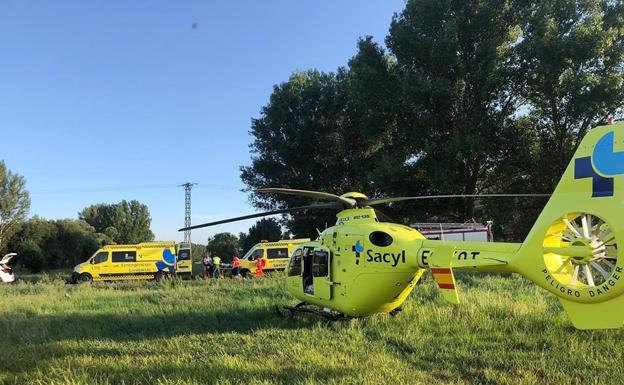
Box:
178, 182, 197, 243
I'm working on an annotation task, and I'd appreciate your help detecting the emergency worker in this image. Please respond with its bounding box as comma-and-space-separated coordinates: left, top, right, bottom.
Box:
212, 255, 222, 278
255, 256, 266, 277
232, 255, 242, 277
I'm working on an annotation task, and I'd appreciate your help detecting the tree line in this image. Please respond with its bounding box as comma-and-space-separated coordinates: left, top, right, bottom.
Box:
4, 199, 156, 272
240, 0, 624, 240
0, 158, 285, 271
6, 213, 284, 272
0, 160, 159, 272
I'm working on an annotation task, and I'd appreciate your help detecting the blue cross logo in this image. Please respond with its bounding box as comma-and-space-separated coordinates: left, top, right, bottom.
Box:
575, 131, 623, 197
352, 240, 364, 265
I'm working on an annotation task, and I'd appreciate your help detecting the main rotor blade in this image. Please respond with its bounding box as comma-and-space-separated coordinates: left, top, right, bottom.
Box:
178, 202, 342, 231
257, 188, 356, 207
362, 194, 551, 206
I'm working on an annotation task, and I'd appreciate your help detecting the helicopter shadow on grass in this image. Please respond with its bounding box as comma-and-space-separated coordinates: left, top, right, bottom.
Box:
361, 309, 600, 385
5, 305, 317, 347
1, 307, 351, 383
102, 362, 354, 385
3, 339, 355, 384
4, 357, 356, 385
1, 307, 305, 372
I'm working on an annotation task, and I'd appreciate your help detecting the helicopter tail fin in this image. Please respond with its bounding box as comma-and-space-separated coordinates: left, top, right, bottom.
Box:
431, 268, 460, 304
428, 244, 460, 304
512, 121, 624, 329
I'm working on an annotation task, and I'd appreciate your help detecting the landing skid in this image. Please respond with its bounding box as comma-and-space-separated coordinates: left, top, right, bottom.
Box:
276, 302, 347, 325
389, 307, 402, 317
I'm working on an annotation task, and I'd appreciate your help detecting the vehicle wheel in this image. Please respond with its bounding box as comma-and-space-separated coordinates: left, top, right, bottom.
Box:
155, 271, 166, 281
78, 273, 93, 284
241, 269, 250, 278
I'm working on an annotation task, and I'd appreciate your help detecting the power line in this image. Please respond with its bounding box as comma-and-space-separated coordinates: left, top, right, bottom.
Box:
29, 183, 240, 195
30, 184, 174, 195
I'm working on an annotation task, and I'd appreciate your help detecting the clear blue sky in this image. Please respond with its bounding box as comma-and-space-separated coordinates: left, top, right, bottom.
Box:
0, 1, 405, 242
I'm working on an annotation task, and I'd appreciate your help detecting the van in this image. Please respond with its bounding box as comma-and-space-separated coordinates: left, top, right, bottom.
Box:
71, 242, 177, 283
239, 238, 310, 276
175, 242, 192, 279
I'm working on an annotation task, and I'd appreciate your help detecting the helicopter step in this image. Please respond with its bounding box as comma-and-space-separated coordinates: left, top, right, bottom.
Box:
388, 307, 402, 317
277, 302, 346, 324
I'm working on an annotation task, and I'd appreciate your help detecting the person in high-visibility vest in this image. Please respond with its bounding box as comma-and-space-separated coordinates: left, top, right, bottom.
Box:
212, 255, 222, 278
232, 256, 242, 278
255, 256, 266, 277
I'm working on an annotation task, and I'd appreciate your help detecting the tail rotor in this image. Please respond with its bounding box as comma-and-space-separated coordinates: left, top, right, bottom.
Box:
543, 213, 618, 289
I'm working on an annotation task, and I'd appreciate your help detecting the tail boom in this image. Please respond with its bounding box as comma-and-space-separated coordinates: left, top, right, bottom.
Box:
409, 123, 624, 329
511, 122, 624, 328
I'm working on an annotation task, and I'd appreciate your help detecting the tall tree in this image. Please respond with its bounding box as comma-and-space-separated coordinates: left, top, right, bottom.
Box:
241, 0, 532, 236
240, 43, 406, 237
386, 0, 525, 221
112, 200, 155, 244
480, 0, 624, 240
79, 200, 154, 244
516, 0, 624, 190
240, 0, 624, 241
237, 232, 248, 254
240, 70, 352, 237
240, 218, 283, 254
342, 37, 414, 200
77, 204, 117, 235
206, 232, 239, 262
0, 161, 30, 253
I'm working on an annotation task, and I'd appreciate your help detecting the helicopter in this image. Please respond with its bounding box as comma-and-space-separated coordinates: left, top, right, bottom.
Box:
182, 121, 624, 330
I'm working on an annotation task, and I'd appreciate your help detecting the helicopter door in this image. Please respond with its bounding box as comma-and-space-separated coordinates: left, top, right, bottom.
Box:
302, 247, 315, 295
312, 248, 332, 300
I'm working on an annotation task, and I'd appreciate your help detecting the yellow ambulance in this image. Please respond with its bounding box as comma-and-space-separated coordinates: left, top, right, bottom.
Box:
71, 242, 178, 283
175, 242, 193, 279
239, 239, 310, 277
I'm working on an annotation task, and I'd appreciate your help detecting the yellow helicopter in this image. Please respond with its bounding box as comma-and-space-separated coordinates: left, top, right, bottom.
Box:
182, 122, 624, 329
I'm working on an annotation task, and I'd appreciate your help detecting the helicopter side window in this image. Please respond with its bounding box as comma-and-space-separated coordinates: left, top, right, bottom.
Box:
312, 251, 329, 277
288, 249, 303, 276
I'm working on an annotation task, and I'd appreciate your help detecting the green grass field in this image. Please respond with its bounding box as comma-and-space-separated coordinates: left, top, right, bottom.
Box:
2, 273, 623, 385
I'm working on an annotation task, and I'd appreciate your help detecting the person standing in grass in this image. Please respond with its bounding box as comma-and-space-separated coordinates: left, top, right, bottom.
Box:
255, 256, 266, 277
202, 254, 213, 279
212, 255, 222, 278
231, 255, 242, 278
